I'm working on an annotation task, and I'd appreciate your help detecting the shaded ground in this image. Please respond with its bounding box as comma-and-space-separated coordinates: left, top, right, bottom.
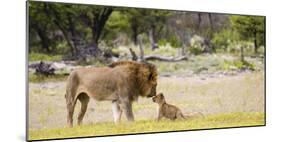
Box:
28, 71, 264, 130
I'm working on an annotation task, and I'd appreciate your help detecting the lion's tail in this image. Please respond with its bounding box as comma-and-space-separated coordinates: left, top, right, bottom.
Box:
183, 112, 204, 119
65, 71, 79, 105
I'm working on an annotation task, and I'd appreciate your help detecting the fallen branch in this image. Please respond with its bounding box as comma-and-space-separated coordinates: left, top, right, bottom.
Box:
128, 47, 188, 62
144, 55, 188, 62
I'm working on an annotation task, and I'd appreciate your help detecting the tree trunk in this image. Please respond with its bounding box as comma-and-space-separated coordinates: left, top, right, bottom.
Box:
240, 45, 244, 62
208, 13, 214, 31
90, 8, 113, 49
181, 45, 186, 56
197, 13, 202, 30
138, 35, 144, 61
67, 13, 78, 53
39, 32, 51, 53
37, 27, 50, 52
254, 32, 258, 54
132, 24, 138, 46
129, 48, 138, 61
35, 25, 50, 52
46, 4, 76, 56
54, 20, 76, 56
148, 25, 158, 50
91, 27, 99, 49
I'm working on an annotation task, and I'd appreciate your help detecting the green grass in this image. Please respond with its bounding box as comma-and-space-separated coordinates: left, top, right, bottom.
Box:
29, 52, 63, 62
29, 112, 264, 141
29, 73, 68, 83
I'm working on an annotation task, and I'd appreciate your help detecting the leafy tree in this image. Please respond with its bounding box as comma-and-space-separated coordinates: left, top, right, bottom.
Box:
29, 1, 114, 57
126, 9, 171, 49
230, 16, 265, 54
79, 5, 113, 49
211, 28, 239, 52
103, 11, 130, 46
29, 2, 53, 53
145, 10, 171, 50
44, 3, 82, 56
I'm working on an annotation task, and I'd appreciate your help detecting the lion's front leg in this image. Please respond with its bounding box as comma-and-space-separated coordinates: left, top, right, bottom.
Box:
120, 101, 134, 122
112, 100, 122, 124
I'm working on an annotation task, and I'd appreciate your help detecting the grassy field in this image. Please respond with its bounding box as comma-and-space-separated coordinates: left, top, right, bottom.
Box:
29, 112, 264, 141
28, 71, 264, 140
29, 52, 63, 62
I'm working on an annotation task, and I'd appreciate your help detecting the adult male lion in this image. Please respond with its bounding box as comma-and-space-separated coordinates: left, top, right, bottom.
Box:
65, 61, 157, 127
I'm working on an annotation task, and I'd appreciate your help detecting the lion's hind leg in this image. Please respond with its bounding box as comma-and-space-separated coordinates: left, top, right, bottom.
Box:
77, 93, 90, 125
66, 96, 77, 127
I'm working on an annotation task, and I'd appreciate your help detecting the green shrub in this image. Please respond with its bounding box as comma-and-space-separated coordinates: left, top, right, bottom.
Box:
189, 35, 206, 55
220, 59, 255, 71
242, 60, 256, 70
29, 73, 67, 83
212, 29, 235, 51
189, 45, 204, 55
167, 35, 181, 48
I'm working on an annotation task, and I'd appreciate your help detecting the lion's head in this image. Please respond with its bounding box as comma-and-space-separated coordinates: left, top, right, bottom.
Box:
109, 61, 158, 98
139, 62, 157, 98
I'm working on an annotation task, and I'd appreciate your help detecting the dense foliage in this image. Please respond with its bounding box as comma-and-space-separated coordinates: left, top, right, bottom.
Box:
29, 1, 265, 60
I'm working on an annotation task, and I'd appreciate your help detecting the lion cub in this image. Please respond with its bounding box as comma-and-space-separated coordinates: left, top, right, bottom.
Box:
152, 93, 185, 121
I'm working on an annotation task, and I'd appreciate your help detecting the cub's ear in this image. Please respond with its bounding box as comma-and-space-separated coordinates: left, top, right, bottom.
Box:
159, 93, 164, 98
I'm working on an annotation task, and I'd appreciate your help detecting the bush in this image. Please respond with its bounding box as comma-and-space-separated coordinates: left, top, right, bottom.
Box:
220, 59, 255, 71
212, 29, 234, 51
189, 45, 205, 55
167, 35, 181, 48
189, 35, 206, 55
29, 73, 67, 83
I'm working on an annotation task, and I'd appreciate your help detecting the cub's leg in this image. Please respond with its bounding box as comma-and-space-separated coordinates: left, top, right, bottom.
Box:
157, 112, 164, 121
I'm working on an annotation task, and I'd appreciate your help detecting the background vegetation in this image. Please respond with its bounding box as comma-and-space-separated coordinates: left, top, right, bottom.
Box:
29, 1, 265, 64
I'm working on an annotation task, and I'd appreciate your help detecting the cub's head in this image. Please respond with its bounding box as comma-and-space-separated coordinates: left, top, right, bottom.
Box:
152, 93, 165, 104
